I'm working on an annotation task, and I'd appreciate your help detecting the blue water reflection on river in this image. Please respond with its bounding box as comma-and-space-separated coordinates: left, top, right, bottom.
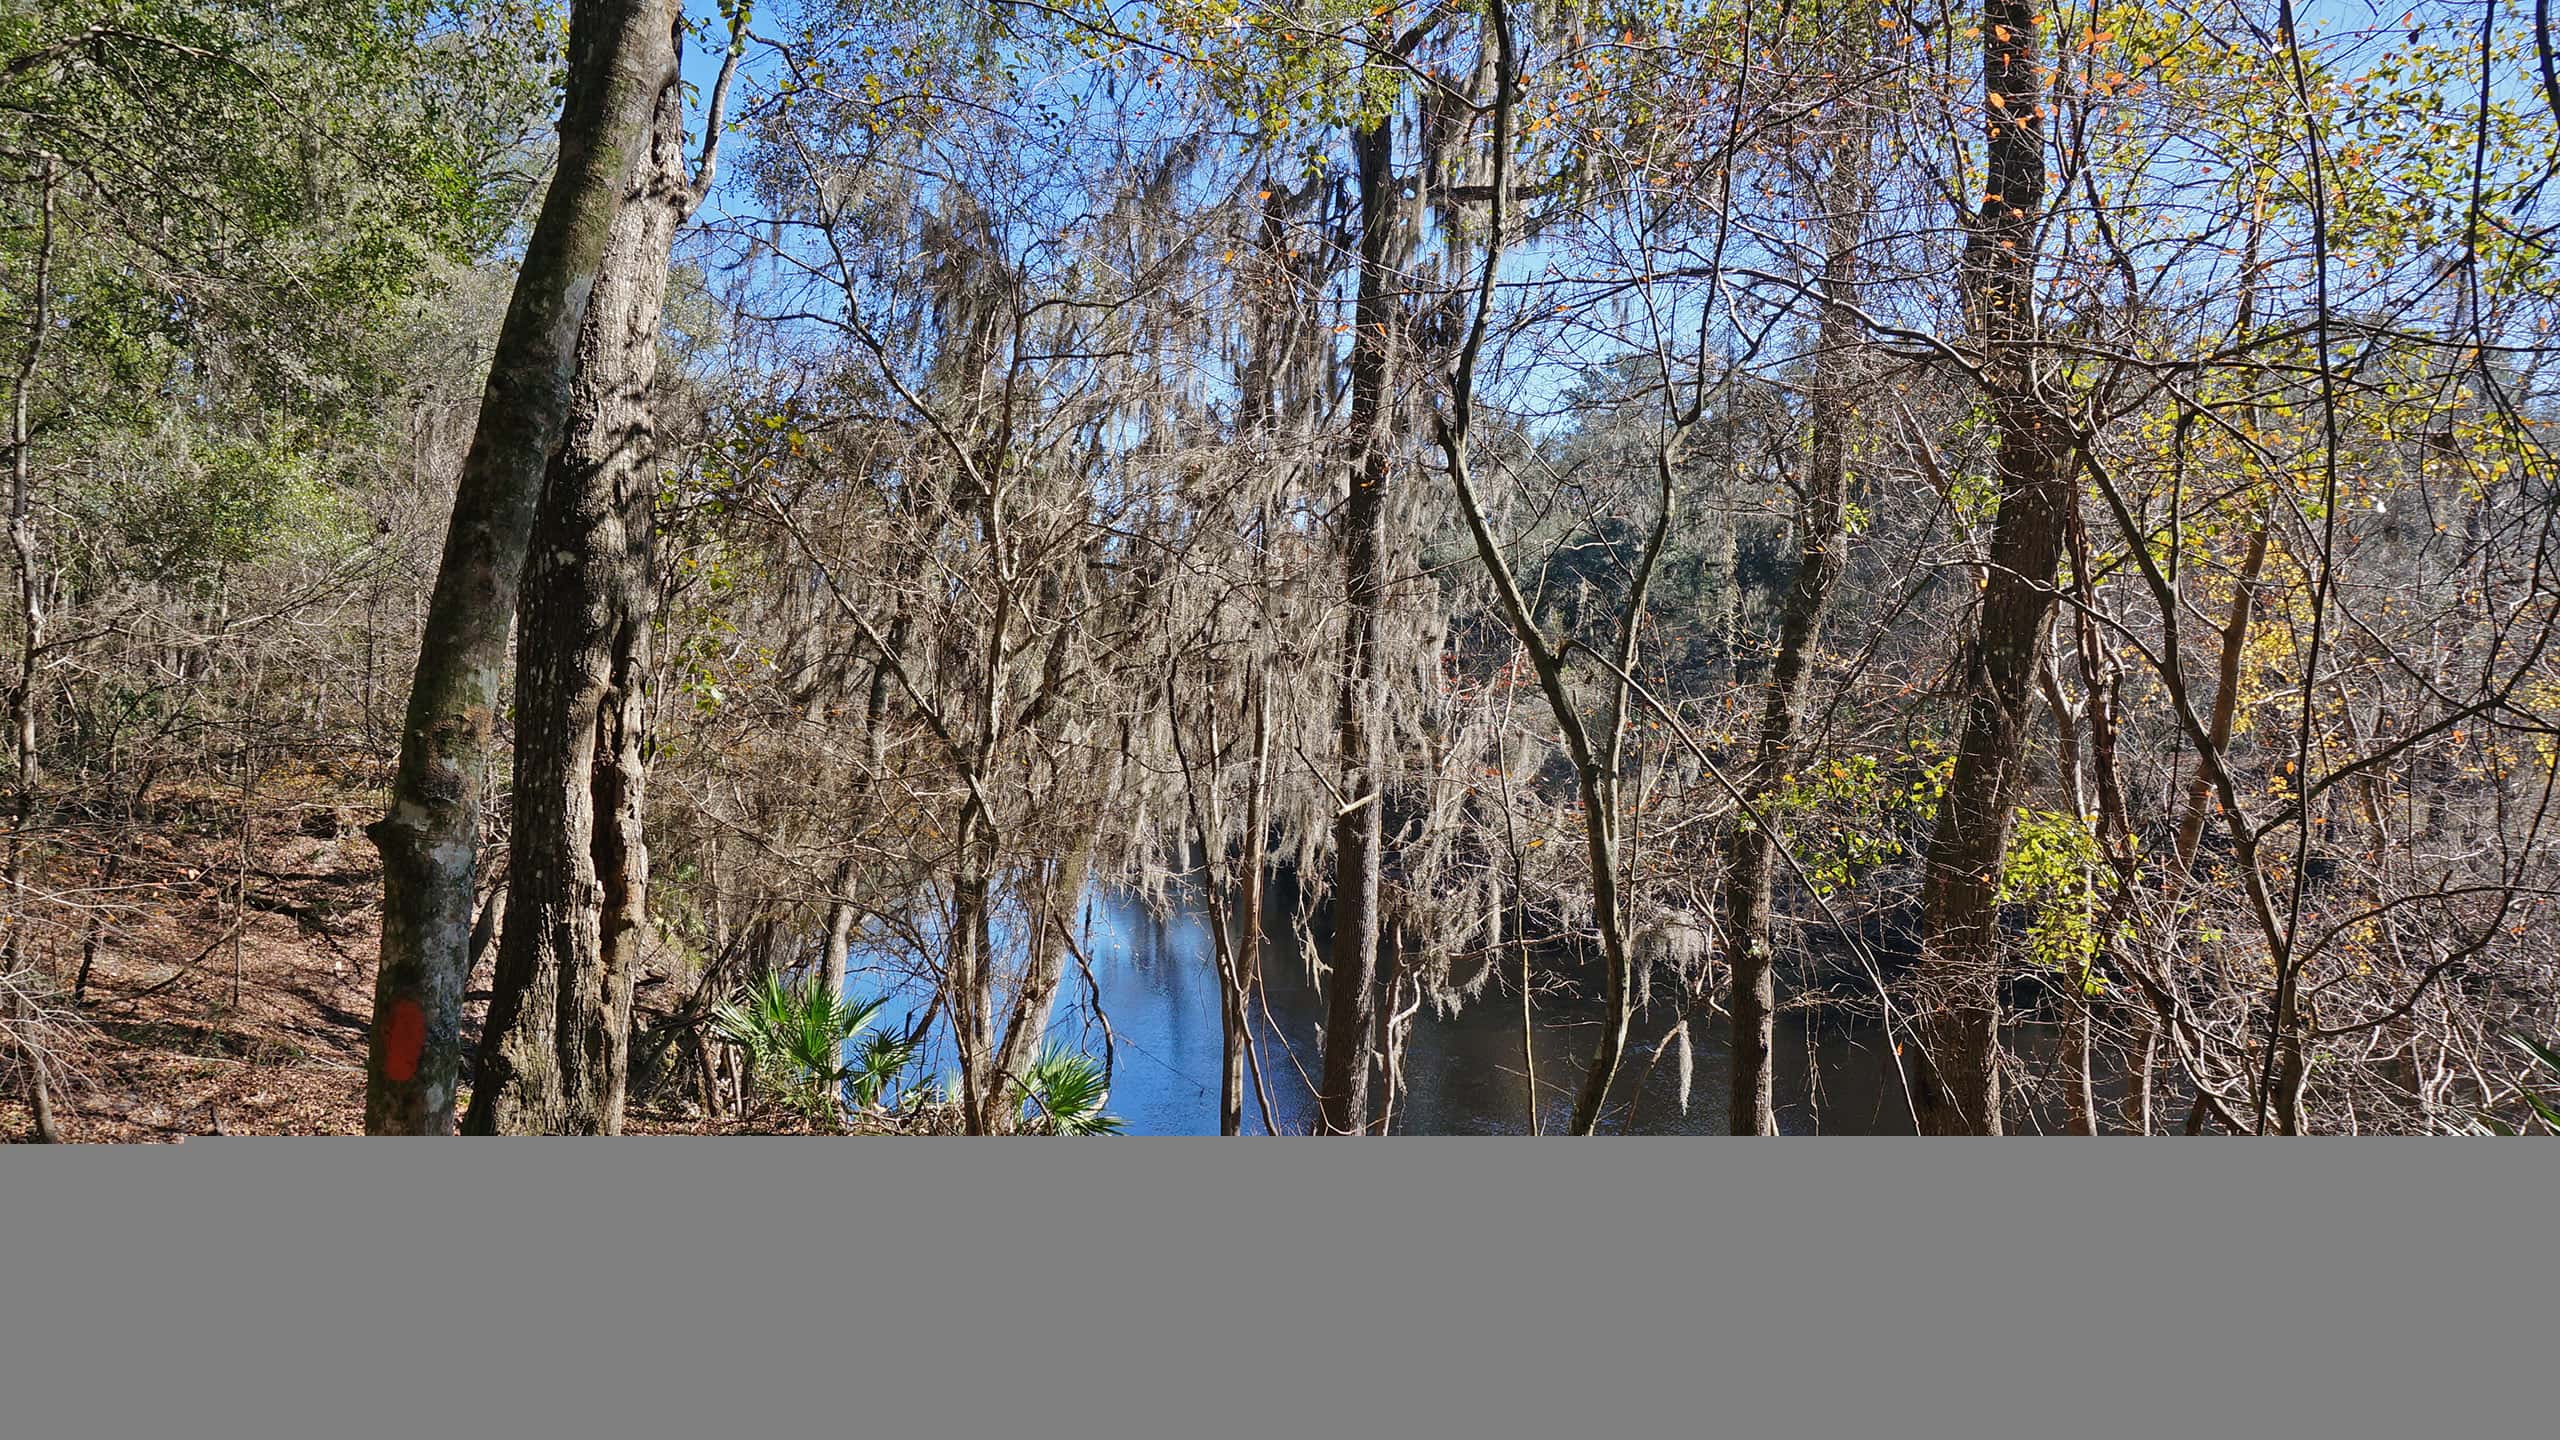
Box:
854, 883, 1915, 1135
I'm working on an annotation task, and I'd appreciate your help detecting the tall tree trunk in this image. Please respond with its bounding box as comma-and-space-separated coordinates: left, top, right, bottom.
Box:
2063, 529, 2145, 1135
1434, 7, 1636, 1133
949, 818, 997, 1134
6, 157, 54, 1142
1910, 0, 2067, 1136
818, 858, 857, 1003
466, 3, 692, 1134
1724, 113, 1867, 1137
1319, 110, 1397, 1136
1231, 673, 1274, 1135
365, 0, 675, 1134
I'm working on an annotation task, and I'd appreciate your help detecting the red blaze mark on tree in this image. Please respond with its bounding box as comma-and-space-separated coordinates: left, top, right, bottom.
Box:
382, 997, 426, 1083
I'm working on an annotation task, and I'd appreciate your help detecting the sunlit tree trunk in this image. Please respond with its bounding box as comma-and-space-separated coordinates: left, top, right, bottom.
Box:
1232, 674, 1274, 1135
948, 815, 998, 1133
1911, 0, 2068, 1136
819, 859, 857, 1003
468, 0, 734, 1133
1725, 102, 1868, 1136
365, 0, 675, 1134
1319, 109, 1397, 1136
989, 810, 1105, 1118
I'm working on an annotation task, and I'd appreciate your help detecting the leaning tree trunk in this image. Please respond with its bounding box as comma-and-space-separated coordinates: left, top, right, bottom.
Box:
1317, 110, 1399, 1137
989, 800, 1107, 1121
465, 7, 691, 1135
1910, 0, 2069, 1136
364, 0, 674, 1134
1724, 103, 1868, 1137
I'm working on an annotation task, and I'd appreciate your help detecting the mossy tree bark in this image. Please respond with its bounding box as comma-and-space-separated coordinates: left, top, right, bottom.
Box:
362, 0, 676, 1134
466, 0, 717, 1134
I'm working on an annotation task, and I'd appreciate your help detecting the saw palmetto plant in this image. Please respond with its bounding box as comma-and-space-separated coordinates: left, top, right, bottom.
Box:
711, 975, 894, 1128
1011, 1048, 1124, 1136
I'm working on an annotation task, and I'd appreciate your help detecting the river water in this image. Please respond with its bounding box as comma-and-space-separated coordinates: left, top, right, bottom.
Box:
858, 883, 1920, 1135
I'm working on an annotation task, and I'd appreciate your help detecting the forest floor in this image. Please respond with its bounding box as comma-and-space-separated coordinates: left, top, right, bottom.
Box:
0, 770, 379, 1140
0, 763, 720, 1141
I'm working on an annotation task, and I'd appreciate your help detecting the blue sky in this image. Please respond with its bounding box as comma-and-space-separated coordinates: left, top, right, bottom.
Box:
659, 0, 2557, 428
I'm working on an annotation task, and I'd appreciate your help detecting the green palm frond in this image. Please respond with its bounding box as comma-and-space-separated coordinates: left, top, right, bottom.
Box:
1014, 1047, 1124, 1136
848, 1027, 921, 1112
710, 974, 899, 1126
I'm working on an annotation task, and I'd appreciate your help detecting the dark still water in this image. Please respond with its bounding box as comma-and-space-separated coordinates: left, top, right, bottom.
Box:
856, 883, 1919, 1135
